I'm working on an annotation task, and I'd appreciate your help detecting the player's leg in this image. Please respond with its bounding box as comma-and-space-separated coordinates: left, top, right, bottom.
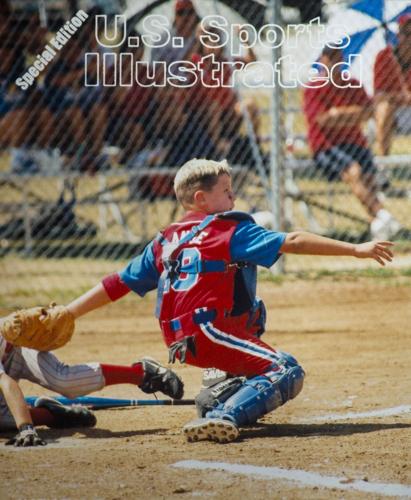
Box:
341, 161, 382, 218
192, 319, 283, 376
8, 348, 183, 400
316, 145, 381, 219
203, 351, 304, 423
375, 98, 395, 156
7, 348, 105, 399
180, 318, 304, 442
184, 350, 304, 443
100, 358, 183, 399
316, 144, 398, 238
0, 373, 95, 432
199, 299, 267, 389
31, 396, 96, 428
341, 146, 401, 239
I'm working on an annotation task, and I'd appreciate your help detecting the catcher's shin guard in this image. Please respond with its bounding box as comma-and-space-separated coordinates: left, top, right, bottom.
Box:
139, 357, 184, 399
206, 360, 304, 426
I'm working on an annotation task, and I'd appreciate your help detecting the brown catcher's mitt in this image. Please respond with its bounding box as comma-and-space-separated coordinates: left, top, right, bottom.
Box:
0, 303, 74, 351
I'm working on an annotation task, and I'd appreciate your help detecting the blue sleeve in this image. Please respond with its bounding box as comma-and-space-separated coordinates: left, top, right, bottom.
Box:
119, 241, 160, 296
230, 221, 287, 268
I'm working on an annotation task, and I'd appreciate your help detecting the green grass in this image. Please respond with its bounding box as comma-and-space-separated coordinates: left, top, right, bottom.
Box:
0, 283, 153, 311
259, 266, 411, 283
1, 259, 410, 310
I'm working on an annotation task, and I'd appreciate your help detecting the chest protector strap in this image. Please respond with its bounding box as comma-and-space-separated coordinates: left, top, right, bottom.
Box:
155, 213, 251, 320
156, 215, 222, 318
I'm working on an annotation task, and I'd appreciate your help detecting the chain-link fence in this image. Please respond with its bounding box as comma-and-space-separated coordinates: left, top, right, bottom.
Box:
283, 0, 411, 273
1, 0, 410, 301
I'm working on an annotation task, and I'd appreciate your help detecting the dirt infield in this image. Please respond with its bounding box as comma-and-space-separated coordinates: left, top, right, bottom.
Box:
1, 277, 411, 499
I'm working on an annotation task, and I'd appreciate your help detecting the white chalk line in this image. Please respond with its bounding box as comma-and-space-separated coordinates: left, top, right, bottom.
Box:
173, 460, 411, 497
297, 405, 411, 423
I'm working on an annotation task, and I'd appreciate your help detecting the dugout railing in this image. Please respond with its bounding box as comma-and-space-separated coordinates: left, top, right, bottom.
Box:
0, 165, 263, 259
1, 152, 410, 260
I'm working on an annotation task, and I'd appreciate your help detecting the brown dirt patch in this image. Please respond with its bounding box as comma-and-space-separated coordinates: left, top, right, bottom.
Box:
1, 278, 411, 499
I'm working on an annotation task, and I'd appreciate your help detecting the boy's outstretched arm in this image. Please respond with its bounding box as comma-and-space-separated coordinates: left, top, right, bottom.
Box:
280, 231, 394, 266
66, 272, 133, 319
66, 283, 113, 319
66, 242, 160, 319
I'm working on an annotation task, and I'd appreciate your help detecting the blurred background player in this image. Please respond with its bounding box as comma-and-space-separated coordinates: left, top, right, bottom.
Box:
374, 14, 411, 156
304, 46, 401, 240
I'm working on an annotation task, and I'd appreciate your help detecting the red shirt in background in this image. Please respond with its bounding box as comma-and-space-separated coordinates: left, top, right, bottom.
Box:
303, 80, 371, 154
374, 46, 411, 94
191, 53, 240, 111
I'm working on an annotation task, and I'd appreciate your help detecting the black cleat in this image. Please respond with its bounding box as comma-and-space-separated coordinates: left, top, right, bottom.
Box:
34, 396, 97, 429
139, 357, 184, 399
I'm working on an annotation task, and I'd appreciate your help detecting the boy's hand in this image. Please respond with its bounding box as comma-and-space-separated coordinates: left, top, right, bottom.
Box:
6, 424, 46, 447
353, 241, 394, 265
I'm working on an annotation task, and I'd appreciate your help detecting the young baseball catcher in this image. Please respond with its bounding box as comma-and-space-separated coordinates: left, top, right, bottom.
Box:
0, 305, 183, 446
1, 159, 394, 444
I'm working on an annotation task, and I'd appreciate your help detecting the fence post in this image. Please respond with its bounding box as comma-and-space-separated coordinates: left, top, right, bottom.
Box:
269, 0, 284, 273
99, 174, 108, 234
22, 181, 32, 257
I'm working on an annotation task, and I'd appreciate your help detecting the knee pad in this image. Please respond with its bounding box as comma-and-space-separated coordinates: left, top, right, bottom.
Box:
274, 351, 305, 401
206, 362, 305, 427
276, 350, 299, 368
277, 365, 304, 401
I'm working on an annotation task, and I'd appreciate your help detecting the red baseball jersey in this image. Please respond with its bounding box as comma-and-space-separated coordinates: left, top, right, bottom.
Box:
303, 80, 371, 153
374, 46, 411, 94
104, 210, 286, 375
153, 211, 239, 323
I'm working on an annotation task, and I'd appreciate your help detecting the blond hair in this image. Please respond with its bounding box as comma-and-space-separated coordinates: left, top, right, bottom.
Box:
174, 158, 232, 207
